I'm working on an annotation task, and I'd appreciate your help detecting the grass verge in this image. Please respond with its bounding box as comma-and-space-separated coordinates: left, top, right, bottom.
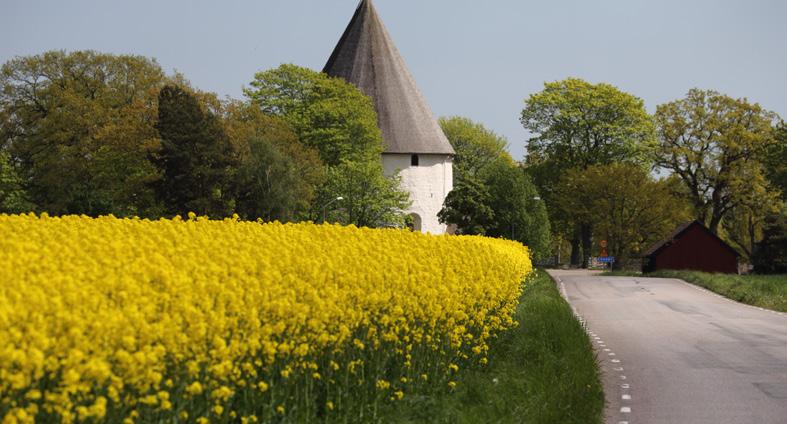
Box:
380, 270, 605, 424
601, 270, 787, 312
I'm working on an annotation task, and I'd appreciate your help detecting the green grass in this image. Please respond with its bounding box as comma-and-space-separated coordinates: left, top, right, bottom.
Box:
601, 270, 787, 312
380, 270, 605, 424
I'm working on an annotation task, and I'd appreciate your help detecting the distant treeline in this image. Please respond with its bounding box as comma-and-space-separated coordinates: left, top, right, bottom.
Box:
1, 51, 785, 270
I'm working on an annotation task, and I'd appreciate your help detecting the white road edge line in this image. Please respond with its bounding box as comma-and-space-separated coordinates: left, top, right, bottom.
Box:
551, 273, 636, 423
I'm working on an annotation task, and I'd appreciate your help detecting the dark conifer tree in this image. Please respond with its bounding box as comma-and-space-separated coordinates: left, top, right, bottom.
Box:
151, 85, 235, 217
753, 211, 787, 274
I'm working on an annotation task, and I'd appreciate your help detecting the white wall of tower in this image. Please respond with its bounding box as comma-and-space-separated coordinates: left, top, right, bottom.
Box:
382, 153, 453, 234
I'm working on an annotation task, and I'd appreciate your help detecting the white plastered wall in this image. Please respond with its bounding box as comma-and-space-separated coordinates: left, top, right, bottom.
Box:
382, 154, 453, 234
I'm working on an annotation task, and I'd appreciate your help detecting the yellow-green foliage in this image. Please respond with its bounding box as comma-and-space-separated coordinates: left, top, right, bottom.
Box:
0, 214, 532, 423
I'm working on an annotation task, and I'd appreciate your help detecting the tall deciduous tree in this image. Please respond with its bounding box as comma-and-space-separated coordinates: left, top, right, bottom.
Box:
654, 89, 780, 235
521, 78, 656, 267
245, 64, 382, 166
439, 116, 510, 178
483, 162, 551, 260
437, 116, 551, 257
244, 64, 408, 225
554, 164, 691, 268
222, 101, 323, 222
0, 50, 166, 216
151, 85, 236, 217
521, 78, 656, 169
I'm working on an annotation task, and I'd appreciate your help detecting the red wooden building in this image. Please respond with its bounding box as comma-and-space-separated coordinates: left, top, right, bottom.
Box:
642, 221, 740, 274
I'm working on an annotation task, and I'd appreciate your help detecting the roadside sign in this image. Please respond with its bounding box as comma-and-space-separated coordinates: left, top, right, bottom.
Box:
598, 256, 615, 264
599, 240, 609, 257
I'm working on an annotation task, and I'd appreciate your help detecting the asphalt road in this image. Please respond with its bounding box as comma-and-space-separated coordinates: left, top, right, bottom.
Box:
548, 270, 787, 424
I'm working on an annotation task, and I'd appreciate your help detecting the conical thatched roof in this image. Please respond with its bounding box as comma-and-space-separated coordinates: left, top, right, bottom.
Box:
324, 0, 454, 155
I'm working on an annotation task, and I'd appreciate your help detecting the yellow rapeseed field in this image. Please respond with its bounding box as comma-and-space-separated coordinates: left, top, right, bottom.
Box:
0, 214, 532, 423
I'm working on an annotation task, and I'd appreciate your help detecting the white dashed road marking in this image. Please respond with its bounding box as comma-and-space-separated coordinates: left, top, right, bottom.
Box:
552, 273, 635, 422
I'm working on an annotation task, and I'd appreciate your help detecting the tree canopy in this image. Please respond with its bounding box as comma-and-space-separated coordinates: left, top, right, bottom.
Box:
438, 116, 511, 178
244, 64, 409, 227
438, 174, 494, 236
483, 162, 551, 259
0, 50, 167, 216
765, 122, 787, 200
654, 89, 780, 235
223, 101, 323, 222
245, 64, 382, 166
318, 160, 410, 228
0, 151, 32, 213
752, 208, 787, 274
521, 78, 656, 170
438, 117, 550, 258
554, 164, 691, 266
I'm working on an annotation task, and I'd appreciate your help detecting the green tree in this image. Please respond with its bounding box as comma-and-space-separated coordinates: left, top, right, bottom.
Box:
437, 116, 550, 256
521, 78, 656, 169
765, 122, 787, 199
245, 64, 382, 166
521, 78, 656, 267
752, 208, 787, 274
438, 174, 495, 235
0, 151, 33, 213
151, 85, 236, 217
0, 50, 167, 216
245, 64, 409, 227
721, 193, 778, 260
438, 116, 510, 178
483, 162, 551, 260
318, 161, 410, 228
554, 164, 691, 268
654, 89, 780, 234
522, 156, 574, 264
223, 101, 324, 222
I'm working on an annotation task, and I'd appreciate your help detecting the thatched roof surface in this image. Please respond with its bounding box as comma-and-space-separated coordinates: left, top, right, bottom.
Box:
324, 0, 455, 155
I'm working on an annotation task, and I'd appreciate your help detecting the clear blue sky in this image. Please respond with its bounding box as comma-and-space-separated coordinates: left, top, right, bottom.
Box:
3, 0, 786, 160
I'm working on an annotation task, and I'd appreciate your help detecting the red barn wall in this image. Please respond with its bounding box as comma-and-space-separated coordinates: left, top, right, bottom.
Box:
652, 225, 738, 274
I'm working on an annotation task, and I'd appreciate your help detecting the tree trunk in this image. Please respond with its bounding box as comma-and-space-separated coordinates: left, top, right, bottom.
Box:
708, 211, 723, 235
570, 226, 581, 267
581, 223, 592, 269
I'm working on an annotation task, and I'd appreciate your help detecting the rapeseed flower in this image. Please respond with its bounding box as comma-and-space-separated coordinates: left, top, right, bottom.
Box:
0, 214, 532, 422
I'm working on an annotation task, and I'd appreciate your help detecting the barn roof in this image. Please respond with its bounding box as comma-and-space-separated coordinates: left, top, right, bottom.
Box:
323, 0, 455, 155
643, 221, 741, 258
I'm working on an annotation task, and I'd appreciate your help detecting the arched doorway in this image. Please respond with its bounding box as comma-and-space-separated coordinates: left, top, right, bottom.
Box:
407, 213, 422, 232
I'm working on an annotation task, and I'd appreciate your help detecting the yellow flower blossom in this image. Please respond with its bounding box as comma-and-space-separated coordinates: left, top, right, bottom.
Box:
187, 382, 203, 396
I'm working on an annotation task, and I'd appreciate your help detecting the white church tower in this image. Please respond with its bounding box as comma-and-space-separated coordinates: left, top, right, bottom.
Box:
324, 0, 455, 234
